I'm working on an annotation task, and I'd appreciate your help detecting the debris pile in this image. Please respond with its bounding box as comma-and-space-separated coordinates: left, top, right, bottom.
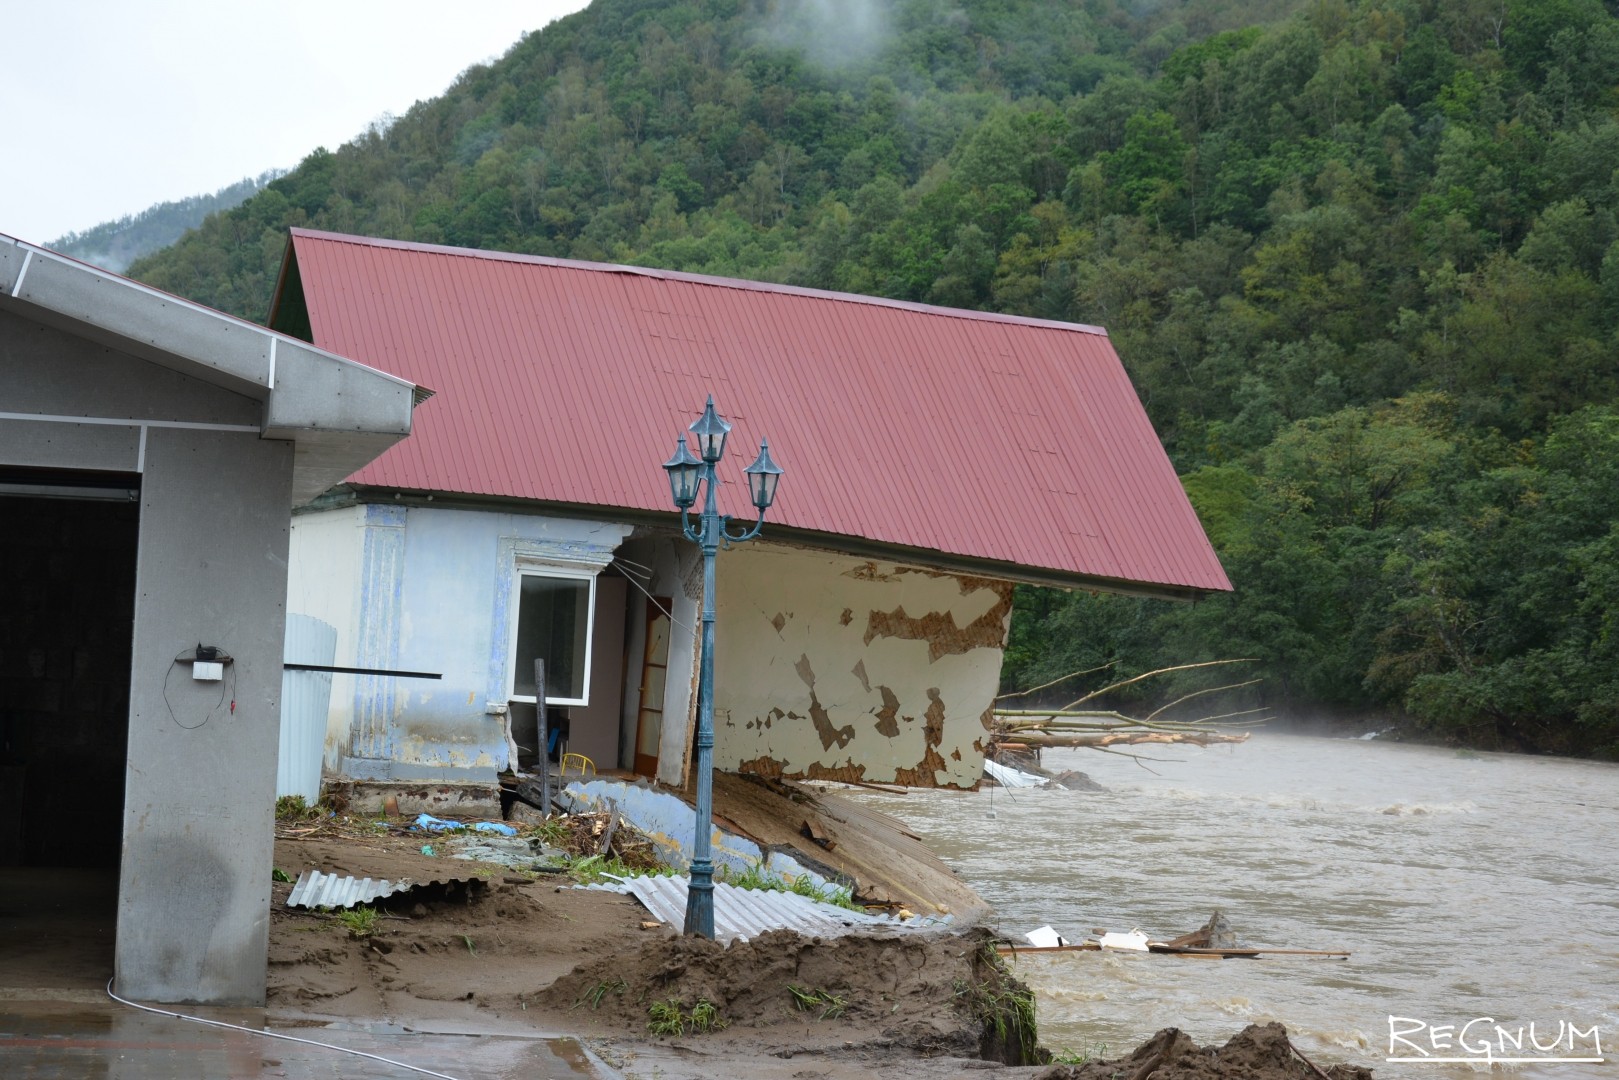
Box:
1000, 912, 1350, 960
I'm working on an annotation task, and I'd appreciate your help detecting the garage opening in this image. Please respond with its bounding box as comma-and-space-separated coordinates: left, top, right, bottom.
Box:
0, 472, 140, 990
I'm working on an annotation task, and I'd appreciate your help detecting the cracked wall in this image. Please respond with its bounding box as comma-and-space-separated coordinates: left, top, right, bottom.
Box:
711, 545, 1012, 788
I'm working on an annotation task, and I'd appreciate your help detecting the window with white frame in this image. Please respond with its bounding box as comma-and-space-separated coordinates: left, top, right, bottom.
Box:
508, 570, 595, 706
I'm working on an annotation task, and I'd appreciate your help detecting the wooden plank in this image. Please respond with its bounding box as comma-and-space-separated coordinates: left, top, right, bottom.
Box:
1149, 945, 1351, 958
997, 942, 1350, 958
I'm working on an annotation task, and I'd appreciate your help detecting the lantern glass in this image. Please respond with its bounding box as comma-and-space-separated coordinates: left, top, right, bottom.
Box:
743, 438, 783, 511
689, 395, 732, 463
662, 437, 702, 508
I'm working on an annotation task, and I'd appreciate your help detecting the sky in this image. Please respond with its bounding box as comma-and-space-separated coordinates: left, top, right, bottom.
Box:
2, 0, 593, 245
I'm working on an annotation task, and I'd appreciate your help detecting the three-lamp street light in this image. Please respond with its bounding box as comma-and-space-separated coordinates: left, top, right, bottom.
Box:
661, 395, 782, 940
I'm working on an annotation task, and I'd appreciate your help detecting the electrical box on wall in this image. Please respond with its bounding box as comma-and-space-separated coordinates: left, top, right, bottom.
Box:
182, 644, 232, 682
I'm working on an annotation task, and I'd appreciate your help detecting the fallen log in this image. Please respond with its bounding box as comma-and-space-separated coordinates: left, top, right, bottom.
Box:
1003, 729, 1251, 749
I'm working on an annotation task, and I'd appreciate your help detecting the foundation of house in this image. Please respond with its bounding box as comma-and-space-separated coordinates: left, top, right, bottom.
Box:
325, 779, 504, 818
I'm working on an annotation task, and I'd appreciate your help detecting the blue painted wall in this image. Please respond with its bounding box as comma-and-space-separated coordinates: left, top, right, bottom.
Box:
312, 503, 630, 781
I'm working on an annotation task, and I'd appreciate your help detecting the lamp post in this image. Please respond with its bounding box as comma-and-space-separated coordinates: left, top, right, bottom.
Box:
661, 395, 783, 939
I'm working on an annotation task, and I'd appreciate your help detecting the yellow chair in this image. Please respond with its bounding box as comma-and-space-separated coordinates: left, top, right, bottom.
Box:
560, 752, 596, 778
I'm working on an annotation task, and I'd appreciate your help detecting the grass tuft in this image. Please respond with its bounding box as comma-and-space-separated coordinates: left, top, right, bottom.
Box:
337, 906, 379, 939
275, 795, 315, 821
576, 977, 628, 1010
1052, 1043, 1109, 1065
787, 984, 847, 1020
646, 997, 727, 1036
647, 998, 686, 1036
689, 999, 727, 1033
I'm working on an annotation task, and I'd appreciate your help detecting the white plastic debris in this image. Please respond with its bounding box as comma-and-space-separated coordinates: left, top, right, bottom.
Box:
1024, 925, 1070, 948
1095, 928, 1151, 951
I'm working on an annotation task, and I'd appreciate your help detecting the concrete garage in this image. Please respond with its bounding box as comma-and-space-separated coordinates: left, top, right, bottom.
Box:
0, 233, 418, 1004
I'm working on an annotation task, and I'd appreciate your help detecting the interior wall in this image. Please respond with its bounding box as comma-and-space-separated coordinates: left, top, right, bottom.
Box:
642, 535, 701, 789
0, 495, 138, 867
565, 574, 627, 769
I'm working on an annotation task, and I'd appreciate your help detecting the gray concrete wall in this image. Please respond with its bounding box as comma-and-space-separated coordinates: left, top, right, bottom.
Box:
2, 308, 297, 1005
0, 308, 261, 426
116, 426, 292, 1005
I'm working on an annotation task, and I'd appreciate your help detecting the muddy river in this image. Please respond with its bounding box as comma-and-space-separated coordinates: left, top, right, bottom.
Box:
846, 732, 1618, 1078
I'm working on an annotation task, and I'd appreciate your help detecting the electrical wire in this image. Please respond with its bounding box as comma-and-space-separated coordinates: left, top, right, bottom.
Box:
105, 979, 464, 1080
612, 558, 697, 635
610, 554, 655, 581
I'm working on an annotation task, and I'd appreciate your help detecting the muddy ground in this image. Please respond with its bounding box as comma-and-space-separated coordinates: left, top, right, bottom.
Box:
269, 821, 1370, 1079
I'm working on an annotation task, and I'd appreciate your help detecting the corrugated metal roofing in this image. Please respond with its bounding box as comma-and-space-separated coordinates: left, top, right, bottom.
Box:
288, 870, 411, 909
279, 229, 1230, 594
580, 874, 945, 944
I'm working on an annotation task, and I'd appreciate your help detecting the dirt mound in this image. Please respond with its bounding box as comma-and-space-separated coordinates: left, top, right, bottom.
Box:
268, 835, 653, 1018
539, 926, 1040, 1064
1036, 1022, 1373, 1080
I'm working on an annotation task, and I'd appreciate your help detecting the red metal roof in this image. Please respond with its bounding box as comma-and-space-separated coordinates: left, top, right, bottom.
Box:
277, 228, 1230, 595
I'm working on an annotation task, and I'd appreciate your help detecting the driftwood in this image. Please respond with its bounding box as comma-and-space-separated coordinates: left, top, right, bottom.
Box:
1010, 729, 1250, 749
991, 660, 1269, 761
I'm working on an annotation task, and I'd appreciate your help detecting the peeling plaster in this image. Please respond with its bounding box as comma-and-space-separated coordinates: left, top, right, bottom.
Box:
803, 759, 869, 783
863, 583, 1014, 662
713, 545, 1008, 789
873, 686, 901, 738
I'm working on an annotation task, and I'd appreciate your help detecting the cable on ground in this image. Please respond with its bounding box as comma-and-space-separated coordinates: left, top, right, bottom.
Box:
105, 978, 465, 1080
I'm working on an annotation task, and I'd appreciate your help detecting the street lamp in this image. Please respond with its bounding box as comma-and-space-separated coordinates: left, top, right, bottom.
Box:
661, 395, 783, 939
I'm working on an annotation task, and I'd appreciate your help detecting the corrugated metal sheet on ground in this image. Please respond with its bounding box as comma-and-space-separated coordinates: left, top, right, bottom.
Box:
278, 229, 1230, 595
580, 874, 948, 944
286, 869, 475, 910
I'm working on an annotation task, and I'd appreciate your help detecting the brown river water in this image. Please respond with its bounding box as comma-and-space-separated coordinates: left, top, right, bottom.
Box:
844, 732, 1618, 1078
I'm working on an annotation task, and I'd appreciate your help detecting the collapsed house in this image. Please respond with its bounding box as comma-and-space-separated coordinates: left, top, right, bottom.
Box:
268, 229, 1230, 796
0, 233, 419, 1004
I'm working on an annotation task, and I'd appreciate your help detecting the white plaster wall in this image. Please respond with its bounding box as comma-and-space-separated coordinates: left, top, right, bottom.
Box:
286, 505, 366, 773
710, 544, 1012, 788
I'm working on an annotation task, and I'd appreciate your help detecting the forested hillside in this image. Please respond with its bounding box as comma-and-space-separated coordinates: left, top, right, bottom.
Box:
130, 0, 1619, 757
51, 172, 281, 273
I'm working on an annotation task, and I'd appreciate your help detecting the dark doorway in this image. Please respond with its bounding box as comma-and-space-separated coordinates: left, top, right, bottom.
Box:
0, 482, 139, 989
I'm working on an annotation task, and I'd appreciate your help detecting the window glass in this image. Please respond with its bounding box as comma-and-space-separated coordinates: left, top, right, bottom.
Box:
512, 574, 592, 702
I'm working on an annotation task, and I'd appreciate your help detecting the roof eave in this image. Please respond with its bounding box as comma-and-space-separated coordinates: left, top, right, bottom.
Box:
1, 233, 420, 507
318, 486, 1228, 601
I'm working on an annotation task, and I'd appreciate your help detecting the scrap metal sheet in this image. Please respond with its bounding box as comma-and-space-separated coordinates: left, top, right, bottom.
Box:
286, 869, 476, 910
583, 874, 948, 944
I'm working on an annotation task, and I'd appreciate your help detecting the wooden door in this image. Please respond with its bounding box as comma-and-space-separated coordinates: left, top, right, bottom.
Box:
632, 598, 672, 777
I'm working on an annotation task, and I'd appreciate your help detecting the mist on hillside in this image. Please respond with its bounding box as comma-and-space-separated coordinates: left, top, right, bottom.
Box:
756, 0, 898, 73
51, 171, 284, 274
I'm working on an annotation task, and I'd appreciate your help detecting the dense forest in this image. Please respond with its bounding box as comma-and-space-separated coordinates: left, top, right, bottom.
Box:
129, 0, 1619, 758
52, 172, 281, 273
